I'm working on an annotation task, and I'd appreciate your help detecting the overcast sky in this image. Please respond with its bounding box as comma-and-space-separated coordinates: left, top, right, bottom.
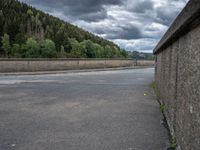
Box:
19, 0, 188, 52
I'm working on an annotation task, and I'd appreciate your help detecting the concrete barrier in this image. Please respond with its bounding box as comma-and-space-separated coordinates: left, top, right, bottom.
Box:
154, 0, 200, 149
136, 60, 155, 66
0, 58, 143, 72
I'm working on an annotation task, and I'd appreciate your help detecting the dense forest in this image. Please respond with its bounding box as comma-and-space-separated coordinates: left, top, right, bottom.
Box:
0, 0, 128, 58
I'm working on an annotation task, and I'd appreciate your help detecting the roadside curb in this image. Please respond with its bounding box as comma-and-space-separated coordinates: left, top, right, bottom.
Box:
0, 66, 154, 76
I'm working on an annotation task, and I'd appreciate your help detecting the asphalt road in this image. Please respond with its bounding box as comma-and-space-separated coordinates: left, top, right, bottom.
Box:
0, 68, 168, 150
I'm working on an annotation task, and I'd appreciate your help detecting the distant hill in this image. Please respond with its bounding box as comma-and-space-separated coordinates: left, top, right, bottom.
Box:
128, 51, 155, 60
0, 0, 128, 58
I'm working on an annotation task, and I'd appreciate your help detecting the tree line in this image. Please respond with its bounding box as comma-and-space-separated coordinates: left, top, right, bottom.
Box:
0, 0, 128, 58
128, 51, 155, 60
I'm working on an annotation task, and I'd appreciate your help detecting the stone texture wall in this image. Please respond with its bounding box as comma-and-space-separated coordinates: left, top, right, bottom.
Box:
154, 0, 200, 149
136, 60, 155, 66
0, 59, 135, 72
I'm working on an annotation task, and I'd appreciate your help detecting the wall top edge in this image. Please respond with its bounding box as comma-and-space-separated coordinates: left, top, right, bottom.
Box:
0, 58, 133, 61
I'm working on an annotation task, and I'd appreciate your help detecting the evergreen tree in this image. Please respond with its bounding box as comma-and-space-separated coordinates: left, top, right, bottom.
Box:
1, 33, 11, 57
58, 45, 66, 58
11, 43, 21, 58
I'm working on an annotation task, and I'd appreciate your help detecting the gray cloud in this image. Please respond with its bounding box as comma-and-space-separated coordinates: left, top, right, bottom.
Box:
71, 9, 108, 22
20, 0, 123, 21
19, 0, 188, 52
155, 6, 179, 26
106, 26, 143, 40
126, 0, 154, 13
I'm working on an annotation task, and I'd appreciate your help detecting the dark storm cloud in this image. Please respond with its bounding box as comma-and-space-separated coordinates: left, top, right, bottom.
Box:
126, 0, 154, 13
19, 0, 188, 52
20, 0, 123, 21
106, 26, 143, 40
63, 0, 123, 21
69, 9, 108, 22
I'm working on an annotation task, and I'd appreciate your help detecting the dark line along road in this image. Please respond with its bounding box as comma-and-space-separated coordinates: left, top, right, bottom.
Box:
0, 68, 168, 150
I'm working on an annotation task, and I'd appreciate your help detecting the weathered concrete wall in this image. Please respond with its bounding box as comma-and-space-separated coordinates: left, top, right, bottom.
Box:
136, 60, 155, 66
154, 0, 200, 149
0, 59, 135, 72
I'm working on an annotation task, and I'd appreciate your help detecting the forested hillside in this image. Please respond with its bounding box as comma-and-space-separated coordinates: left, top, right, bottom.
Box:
0, 0, 128, 58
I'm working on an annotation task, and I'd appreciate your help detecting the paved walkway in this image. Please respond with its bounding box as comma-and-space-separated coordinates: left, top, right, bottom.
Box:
0, 68, 168, 150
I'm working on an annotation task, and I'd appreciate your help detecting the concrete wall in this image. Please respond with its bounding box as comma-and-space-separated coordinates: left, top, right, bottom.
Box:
136, 60, 155, 66
0, 59, 154, 73
0, 59, 135, 72
154, 0, 200, 149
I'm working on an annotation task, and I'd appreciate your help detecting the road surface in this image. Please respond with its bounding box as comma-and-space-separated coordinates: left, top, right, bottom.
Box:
0, 68, 168, 150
